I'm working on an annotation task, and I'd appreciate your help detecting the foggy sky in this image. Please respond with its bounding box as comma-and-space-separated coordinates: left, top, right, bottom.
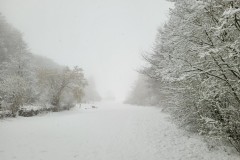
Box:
0, 0, 172, 101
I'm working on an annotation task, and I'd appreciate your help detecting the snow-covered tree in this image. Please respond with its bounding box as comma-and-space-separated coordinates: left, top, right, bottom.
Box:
0, 14, 87, 116
0, 13, 37, 115
37, 66, 86, 111
139, 0, 240, 152
83, 77, 101, 103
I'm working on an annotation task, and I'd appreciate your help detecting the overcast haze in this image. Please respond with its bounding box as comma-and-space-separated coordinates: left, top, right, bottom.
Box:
0, 0, 172, 101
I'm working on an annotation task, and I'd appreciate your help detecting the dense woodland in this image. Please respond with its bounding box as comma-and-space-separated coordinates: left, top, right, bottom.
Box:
0, 14, 101, 118
127, 0, 240, 152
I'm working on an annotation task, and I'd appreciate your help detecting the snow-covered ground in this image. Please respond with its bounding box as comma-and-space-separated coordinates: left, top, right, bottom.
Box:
0, 102, 239, 160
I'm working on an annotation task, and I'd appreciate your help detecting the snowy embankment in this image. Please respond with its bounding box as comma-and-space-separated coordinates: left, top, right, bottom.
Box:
0, 102, 239, 160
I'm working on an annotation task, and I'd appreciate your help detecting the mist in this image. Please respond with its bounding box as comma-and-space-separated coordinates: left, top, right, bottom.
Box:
0, 0, 172, 101
1, 0, 240, 159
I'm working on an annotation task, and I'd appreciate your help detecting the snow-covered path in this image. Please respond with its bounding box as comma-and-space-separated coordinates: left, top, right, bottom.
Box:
0, 102, 239, 160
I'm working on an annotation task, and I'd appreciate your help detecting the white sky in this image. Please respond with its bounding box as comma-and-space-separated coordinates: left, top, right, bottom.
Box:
0, 0, 172, 101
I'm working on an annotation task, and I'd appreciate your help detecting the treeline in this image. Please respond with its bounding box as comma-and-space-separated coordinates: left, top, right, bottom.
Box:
0, 14, 87, 117
127, 0, 240, 152
83, 77, 101, 103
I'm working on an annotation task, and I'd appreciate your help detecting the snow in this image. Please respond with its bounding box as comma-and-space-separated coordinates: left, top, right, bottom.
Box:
223, 8, 240, 17
0, 102, 239, 160
201, 116, 217, 124
20, 104, 53, 111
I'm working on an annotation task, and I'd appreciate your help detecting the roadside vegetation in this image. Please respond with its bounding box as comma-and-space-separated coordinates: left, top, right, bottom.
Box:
127, 0, 240, 153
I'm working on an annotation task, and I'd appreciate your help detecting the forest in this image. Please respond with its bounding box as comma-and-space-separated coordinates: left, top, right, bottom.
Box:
0, 14, 102, 118
127, 0, 240, 153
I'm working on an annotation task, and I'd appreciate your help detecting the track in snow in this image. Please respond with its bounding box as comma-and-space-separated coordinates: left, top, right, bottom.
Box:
0, 102, 238, 160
